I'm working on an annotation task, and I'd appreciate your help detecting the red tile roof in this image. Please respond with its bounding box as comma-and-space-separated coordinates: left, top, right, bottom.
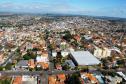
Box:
13, 76, 22, 84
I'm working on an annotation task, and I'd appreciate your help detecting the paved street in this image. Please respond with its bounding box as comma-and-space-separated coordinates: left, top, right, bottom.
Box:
46, 39, 54, 71
0, 70, 79, 76
0, 51, 16, 66
0, 41, 26, 66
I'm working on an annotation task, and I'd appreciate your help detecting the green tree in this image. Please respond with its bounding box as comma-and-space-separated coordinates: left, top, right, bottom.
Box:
48, 44, 53, 50
23, 52, 37, 60
5, 63, 12, 70
63, 31, 72, 42
0, 66, 3, 71
32, 48, 39, 51
23, 54, 31, 60
68, 73, 81, 84
62, 64, 70, 70
0, 79, 11, 84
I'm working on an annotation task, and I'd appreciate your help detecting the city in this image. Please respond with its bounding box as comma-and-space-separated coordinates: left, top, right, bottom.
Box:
0, 14, 126, 84
0, 0, 126, 84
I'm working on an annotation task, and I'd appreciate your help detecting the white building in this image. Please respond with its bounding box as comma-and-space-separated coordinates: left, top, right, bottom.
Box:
22, 75, 37, 84
94, 47, 111, 59
61, 51, 69, 57
36, 55, 48, 63
70, 51, 100, 66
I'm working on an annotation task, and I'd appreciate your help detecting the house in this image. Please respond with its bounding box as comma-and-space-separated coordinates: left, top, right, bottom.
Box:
41, 62, 49, 69
95, 75, 104, 84
42, 51, 48, 57
13, 76, 22, 84
26, 42, 33, 50
61, 51, 69, 57
22, 75, 37, 84
65, 60, 75, 69
39, 39, 46, 48
122, 39, 126, 47
85, 73, 98, 84
48, 75, 57, 84
117, 72, 126, 81
16, 60, 28, 69
37, 51, 42, 55
68, 46, 75, 52
74, 34, 81, 42
0, 52, 4, 64
36, 54, 49, 69
0, 31, 4, 37
56, 64, 62, 70
52, 50, 57, 57
94, 47, 111, 59
36, 55, 48, 63
57, 74, 66, 82
84, 35, 92, 40
28, 59, 35, 69
110, 47, 121, 54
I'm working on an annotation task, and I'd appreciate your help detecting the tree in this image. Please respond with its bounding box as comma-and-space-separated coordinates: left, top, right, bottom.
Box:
45, 29, 49, 34
5, 63, 12, 70
67, 73, 81, 84
23, 54, 31, 60
117, 59, 125, 65
32, 48, 39, 51
0, 79, 11, 84
23, 52, 37, 60
30, 53, 37, 59
71, 41, 78, 46
63, 31, 72, 42
62, 64, 71, 70
0, 66, 3, 71
16, 48, 20, 53
56, 52, 63, 63
29, 68, 34, 71
48, 44, 53, 50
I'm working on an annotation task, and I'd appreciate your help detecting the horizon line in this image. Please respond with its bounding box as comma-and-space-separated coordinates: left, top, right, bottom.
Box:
0, 11, 126, 19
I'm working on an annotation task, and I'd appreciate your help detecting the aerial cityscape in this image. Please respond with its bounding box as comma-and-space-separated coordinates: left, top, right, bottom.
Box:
0, 0, 126, 84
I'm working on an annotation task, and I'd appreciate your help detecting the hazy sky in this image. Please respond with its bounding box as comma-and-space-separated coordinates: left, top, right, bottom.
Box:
0, 0, 126, 18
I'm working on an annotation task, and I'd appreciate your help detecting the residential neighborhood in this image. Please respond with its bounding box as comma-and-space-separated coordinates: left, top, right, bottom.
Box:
0, 14, 126, 84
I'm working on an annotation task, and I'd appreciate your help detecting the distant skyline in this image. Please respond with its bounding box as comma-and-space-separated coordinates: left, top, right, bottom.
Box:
0, 0, 126, 18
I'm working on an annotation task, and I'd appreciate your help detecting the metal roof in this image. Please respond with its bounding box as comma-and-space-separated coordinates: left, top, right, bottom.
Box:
71, 51, 100, 65
16, 60, 28, 66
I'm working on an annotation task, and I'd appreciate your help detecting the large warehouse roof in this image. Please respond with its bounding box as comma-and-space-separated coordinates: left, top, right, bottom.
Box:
71, 51, 100, 65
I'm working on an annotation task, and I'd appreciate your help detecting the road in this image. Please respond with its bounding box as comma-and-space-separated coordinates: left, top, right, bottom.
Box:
0, 51, 16, 66
44, 38, 55, 84
0, 41, 26, 66
1, 68, 126, 77
40, 73, 48, 84
46, 39, 54, 71
0, 70, 79, 76
0, 38, 79, 84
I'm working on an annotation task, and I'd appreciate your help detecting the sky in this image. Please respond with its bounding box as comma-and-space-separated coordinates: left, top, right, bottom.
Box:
0, 0, 126, 18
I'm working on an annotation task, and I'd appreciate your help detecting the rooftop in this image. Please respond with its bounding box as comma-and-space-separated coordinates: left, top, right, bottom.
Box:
13, 76, 22, 84
71, 51, 100, 65
16, 60, 28, 67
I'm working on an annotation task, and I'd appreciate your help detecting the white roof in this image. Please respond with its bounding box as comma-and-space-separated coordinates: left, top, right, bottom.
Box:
52, 52, 57, 57
84, 35, 92, 40
71, 51, 100, 65
61, 51, 69, 57
117, 72, 126, 80
110, 47, 121, 54
36, 56, 48, 63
